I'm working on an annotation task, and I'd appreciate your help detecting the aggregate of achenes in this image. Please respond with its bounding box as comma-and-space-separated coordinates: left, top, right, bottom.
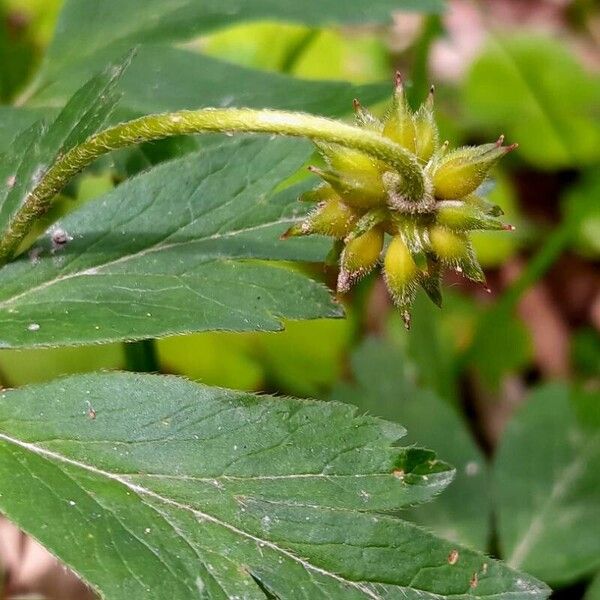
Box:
284, 73, 517, 328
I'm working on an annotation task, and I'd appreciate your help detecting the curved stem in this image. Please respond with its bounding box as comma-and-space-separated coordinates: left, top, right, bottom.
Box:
0, 107, 425, 264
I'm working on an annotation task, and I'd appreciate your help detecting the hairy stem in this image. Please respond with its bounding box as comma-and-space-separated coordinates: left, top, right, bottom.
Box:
0, 107, 425, 264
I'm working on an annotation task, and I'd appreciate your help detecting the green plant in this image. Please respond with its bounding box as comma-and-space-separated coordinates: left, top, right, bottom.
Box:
1, 2, 596, 599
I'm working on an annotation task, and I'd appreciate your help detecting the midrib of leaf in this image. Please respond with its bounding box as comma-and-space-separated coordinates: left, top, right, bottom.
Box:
507, 434, 600, 569
493, 37, 571, 162
0, 429, 409, 600
0, 218, 295, 310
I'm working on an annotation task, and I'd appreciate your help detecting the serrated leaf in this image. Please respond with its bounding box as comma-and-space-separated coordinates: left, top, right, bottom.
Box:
0, 137, 336, 348
0, 54, 131, 230
495, 384, 600, 586
0, 371, 548, 600
331, 337, 490, 551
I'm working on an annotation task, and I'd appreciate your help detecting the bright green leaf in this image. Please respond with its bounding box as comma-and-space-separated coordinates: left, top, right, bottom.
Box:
331, 337, 491, 551
0, 137, 337, 348
257, 316, 354, 397
0, 371, 548, 600
0, 343, 124, 387
463, 35, 600, 168
4, 0, 62, 47
157, 331, 264, 391
203, 22, 389, 84
495, 384, 600, 585
201, 22, 314, 74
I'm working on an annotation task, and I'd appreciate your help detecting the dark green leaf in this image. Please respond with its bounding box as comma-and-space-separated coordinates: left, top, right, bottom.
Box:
572, 328, 600, 381
37, 0, 443, 82
495, 384, 600, 585
0, 137, 337, 348
0, 54, 131, 230
21, 0, 444, 109
0, 371, 548, 600
30, 45, 390, 118
331, 337, 491, 551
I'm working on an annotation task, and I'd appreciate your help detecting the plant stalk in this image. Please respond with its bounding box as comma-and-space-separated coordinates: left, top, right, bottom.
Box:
0, 107, 426, 264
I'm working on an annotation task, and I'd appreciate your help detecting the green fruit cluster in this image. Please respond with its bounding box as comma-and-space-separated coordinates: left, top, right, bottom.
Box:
284, 73, 516, 327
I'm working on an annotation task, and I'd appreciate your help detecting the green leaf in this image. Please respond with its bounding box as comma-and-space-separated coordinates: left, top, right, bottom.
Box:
495, 384, 600, 586
203, 22, 390, 84
563, 171, 600, 260
0, 107, 54, 152
0, 343, 124, 387
0, 371, 547, 600
157, 331, 265, 391
30, 45, 390, 118
23, 0, 442, 109
331, 337, 491, 551
257, 317, 354, 397
468, 305, 532, 390
463, 35, 600, 168
0, 137, 337, 348
0, 54, 131, 230
38, 0, 442, 78
395, 292, 460, 404
572, 328, 600, 381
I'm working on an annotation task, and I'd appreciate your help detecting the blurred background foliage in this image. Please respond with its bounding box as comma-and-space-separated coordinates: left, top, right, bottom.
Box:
0, 0, 598, 598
